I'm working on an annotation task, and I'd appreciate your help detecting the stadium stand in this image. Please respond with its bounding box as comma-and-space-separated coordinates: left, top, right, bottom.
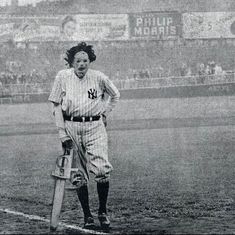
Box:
0, 0, 235, 102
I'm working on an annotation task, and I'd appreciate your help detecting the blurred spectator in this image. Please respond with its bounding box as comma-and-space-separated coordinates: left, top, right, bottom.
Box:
197, 63, 206, 84
137, 69, 151, 79
127, 68, 133, 80
214, 63, 223, 75
139, 69, 145, 79
180, 63, 187, 76
198, 63, 205, 76
205, 64, 210, 75
144, 69, 150, 78
165, 68, 172, 78
19, 73, 26, 84
208, 61, 216, 75
214, 63, 226, 80
132, 69, 139, 79
155, 65, 164, 78
180, 63, 192, 77
0, 82, 3, 98
113, 70, 120, 80
186, 67, 192, 76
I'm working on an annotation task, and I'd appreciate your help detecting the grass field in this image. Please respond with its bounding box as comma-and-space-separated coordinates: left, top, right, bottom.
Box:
0, 96, 235, 234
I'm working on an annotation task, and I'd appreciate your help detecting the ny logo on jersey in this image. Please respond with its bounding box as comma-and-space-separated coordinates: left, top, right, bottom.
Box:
88, 88, 97, 99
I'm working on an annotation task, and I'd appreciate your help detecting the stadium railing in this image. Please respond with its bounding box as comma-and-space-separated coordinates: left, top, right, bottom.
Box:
112, 72, 235, 89
0, 73, 235, 103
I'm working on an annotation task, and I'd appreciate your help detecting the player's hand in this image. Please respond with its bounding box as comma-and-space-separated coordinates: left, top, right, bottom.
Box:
62, 139, 73, 150
102, 114, 107, 127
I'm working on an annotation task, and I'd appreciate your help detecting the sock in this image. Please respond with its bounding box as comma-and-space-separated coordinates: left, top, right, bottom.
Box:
76, 185, 92, 218
97, 181, 109, 214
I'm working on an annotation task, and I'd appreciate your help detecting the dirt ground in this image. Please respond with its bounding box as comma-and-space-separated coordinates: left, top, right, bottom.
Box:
0, 97, 235, 234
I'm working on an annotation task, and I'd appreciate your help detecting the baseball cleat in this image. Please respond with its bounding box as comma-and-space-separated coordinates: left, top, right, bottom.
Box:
50, 225, 57, 232
98, 213, 110, 229
83, 216, 95, 229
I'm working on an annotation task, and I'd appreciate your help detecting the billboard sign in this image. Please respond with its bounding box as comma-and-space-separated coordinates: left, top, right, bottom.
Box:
129, 12, 181, 40
183, 12, 235, 39
0, 16, 61, 42
0, 14, 129, 42
74, 14, 129, 41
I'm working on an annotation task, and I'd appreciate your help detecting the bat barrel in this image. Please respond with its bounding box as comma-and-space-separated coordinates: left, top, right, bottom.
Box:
50, 179, 66, 231
50, 149, 74, 231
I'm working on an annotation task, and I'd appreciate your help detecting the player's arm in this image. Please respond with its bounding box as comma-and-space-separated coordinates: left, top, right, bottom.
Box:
49, 72, 72, 149
102, 75, 120, 114
52, 103, 70, 141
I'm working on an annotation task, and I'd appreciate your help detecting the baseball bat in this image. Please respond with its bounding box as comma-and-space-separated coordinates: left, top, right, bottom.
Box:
50, 149, 73, 231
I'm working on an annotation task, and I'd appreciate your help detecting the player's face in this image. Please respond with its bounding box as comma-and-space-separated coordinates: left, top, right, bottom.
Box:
73, 51, 90, 78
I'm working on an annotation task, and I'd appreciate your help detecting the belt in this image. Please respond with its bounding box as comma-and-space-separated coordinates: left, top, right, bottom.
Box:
63, 114, 101, 122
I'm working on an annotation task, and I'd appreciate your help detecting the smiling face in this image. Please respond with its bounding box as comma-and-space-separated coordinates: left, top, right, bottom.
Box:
72, 51, 90, 78
63, 21, 76, 38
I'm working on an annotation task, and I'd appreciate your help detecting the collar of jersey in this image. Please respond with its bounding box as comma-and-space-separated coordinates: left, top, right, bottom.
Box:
72, 68, 89, 81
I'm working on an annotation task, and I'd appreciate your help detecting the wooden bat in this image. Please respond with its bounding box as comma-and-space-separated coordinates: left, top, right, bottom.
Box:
50, 149, 74, 231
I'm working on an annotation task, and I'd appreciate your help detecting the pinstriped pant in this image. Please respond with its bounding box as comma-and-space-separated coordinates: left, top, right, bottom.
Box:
65, 119, 113, 186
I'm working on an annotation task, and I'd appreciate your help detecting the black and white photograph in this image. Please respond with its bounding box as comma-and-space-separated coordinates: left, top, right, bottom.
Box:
0, 0, 234, 234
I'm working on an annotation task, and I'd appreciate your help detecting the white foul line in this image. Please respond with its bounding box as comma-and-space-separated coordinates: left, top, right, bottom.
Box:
0, 208, 105, 234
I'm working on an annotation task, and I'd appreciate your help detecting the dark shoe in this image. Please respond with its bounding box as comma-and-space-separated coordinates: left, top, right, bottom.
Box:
84, 216, 95, 229
98, 213, 110, 229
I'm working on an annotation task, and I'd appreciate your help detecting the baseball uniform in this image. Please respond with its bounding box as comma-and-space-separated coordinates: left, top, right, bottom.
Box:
49, 67, 120, 185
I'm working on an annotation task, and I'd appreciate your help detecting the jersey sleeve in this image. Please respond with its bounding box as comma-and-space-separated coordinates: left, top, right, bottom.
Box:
48, 71, 63, 104
101, 73, 120, 113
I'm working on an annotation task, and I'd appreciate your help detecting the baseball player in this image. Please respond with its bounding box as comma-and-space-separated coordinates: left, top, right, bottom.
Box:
48, 42, 120, 229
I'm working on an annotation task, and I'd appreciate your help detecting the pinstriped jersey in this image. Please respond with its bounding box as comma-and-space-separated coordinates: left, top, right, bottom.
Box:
48, 68, 120, 117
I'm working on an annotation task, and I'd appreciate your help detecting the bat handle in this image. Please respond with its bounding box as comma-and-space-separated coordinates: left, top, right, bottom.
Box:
63, 148, 71, 155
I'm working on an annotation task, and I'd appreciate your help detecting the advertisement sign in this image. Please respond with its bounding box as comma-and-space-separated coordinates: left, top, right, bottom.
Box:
14, 20, 61, 42
0, 14, 129, 42
74, 14, 129, 41
129, 12, 181, 40
0, 16, 61, 42
183, 12, 235, 39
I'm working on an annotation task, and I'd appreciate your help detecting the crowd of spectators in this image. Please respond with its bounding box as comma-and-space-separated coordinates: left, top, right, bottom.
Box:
111, 66, 173, 81
111, 61, 229, 82
0, 61, 231, 93
178, 60, 228, 84
0, 40, 234, 92
0, 63, 229, 87
198, 61, 225, 77
0, 69, 45, 86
